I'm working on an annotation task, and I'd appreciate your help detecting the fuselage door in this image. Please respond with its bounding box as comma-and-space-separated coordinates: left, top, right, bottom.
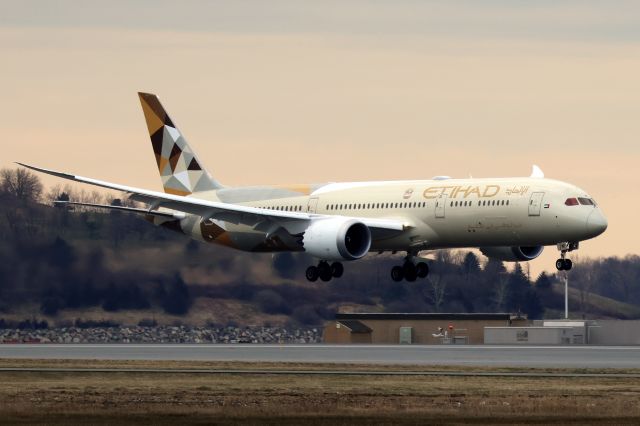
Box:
528, 192, 545, 216
307, 197, 319, 213
435, 195, 446, 218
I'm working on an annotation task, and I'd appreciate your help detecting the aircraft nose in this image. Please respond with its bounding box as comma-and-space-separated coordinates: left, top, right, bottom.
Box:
586, 209, 608, 237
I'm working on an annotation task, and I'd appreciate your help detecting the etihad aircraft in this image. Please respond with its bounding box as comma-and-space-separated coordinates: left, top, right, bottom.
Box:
19, 93, 608, 282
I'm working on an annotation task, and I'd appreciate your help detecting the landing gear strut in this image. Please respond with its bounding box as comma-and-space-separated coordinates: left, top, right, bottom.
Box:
556, 242, 578, 271
306, 261, 344, 282
391, 254, 429, 282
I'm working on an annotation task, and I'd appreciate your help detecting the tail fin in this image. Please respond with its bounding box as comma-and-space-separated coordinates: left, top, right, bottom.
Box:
138, 92, 223, 195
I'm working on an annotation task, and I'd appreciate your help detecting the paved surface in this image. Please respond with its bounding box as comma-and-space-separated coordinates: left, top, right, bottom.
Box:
0, 367, 639, 378
0, 344, 639, 368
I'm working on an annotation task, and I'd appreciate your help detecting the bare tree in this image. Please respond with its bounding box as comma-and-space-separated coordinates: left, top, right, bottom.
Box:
492, 272, 509, 312
0, 168, 43, 202
44, 184, 63, 205
426, 274, 448, 312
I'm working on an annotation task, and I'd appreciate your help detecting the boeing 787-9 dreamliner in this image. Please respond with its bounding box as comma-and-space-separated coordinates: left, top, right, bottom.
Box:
19, 93, 608, 282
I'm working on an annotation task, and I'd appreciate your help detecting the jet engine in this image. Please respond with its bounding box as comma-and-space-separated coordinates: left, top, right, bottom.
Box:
480, 246, 544, 262
302, 217, 371, 261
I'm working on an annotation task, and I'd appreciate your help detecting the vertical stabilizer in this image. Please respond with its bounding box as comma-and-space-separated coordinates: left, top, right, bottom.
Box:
138, 92, 223, 195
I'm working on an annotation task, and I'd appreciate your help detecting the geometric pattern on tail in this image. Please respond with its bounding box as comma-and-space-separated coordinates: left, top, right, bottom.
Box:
138, 92, 221, 195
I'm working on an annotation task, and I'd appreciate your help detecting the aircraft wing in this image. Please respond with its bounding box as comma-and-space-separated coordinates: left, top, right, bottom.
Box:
18, 163, 406, 233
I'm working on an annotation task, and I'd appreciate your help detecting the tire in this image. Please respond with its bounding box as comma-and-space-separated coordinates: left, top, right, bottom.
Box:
391, 266, 404, 282
416, 262, 429, 278
555, 259, 565, 271
563, 259, 573, 271
403, 262, 417, 282
331, 262, 344, 278
305, 266, 319, 282
318, 262, 332, 282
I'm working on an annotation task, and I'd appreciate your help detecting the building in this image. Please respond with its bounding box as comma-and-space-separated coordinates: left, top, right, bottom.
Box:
323, 313, 527, 344
485, 320, 640, 345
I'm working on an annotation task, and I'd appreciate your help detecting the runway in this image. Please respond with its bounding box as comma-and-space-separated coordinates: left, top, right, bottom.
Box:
0, 344, 639, 368
1, 367, 639, 377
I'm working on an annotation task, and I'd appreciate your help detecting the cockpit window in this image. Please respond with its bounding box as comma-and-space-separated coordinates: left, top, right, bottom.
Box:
578, 197, 596, 206
565, 198, 579, 206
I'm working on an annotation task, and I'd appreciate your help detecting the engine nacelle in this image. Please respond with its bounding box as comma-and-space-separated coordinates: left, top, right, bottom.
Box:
480, 246, 544, 262
302, 217, 372, 261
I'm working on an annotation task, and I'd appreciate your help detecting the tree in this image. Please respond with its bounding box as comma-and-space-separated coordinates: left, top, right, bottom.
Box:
426, 274, 447, 312
254, 289, 291, 315
272, 253, 297, 279
162, 274, 191, 315
40, 297, 63, 316
292, 305, 322, 325
535, 272, 553, 289
0, 168, 43, 202
462, 252, 481, 275
47, 237, 75, 269
506, 263, 529, 313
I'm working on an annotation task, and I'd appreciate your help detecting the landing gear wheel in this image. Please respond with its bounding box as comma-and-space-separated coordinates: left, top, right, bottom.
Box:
391, 266, 404, 282
563, 259, 573, 271
555, 259, 565, 271
331, 262, 344, 278
556, 258, 573, 271
306, 266, 319, 282
556, 242, 578, 272
318, 262, 332, 282
403, 262, 417, 282
416, 262, 429, 278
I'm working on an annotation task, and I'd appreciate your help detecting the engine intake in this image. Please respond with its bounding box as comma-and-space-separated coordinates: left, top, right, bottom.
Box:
480, 246, 544, 262
303, 218, 372, 261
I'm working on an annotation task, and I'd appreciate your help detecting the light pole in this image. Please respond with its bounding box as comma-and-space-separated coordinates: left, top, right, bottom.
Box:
564, 271, 569, 319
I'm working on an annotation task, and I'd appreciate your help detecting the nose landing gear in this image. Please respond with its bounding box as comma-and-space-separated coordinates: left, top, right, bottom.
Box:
556, 242, 578, 271
306, 261, 344, 282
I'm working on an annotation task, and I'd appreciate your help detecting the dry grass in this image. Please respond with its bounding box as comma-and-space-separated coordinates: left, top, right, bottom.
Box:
0, 359, 638, 425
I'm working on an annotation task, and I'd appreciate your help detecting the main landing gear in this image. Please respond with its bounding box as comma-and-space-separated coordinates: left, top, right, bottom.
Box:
556, 242, 578, 271
391, 257, 429, 282
306, 261, 344, 282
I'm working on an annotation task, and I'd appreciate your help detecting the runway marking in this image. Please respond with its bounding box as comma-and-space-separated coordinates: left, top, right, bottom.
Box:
0, 367, 639, 378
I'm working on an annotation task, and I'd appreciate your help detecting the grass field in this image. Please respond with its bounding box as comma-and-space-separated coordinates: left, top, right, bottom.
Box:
0, 359, 639, 425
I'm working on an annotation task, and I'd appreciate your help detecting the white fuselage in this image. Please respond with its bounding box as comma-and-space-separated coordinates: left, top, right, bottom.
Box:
191, 176, 607, 253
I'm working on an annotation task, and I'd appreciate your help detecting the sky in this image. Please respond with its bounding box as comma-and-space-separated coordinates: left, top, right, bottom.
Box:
1, 1, 639, 273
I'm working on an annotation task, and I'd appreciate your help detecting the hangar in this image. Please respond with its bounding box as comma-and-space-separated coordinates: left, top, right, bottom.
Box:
323, 313, 528, 344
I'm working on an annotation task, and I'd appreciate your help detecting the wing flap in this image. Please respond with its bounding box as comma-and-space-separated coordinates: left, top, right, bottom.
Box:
54, 201, 184, 219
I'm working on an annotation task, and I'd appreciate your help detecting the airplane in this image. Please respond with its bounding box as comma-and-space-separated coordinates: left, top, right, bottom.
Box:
18, 92, 608, 283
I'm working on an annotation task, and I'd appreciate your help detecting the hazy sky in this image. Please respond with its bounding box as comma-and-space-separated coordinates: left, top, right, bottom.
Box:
2, 1, 638, 272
